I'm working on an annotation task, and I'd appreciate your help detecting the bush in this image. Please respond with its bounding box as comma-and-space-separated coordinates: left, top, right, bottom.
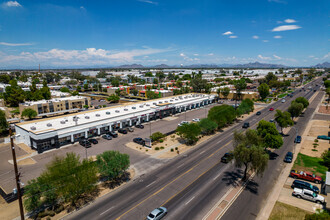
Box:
150, 132, 165, 142
146, 149, 148, 152
171, 135, 175, 138
155, 147, 160, 151
171, 148, 174, 152
49, 210, 55, 217
315, 139, 318, 142
175, 147, 178, 150
159, 139, 164, 143
55, 205, 64, 214
160, 146, 164, 149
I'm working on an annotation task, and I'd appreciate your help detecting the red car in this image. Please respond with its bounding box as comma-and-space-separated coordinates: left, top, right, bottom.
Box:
290, 170, 322, 184
269, 107, 274, 111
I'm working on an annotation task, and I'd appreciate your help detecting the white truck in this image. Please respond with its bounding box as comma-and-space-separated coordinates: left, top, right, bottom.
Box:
292, 188, 325, 204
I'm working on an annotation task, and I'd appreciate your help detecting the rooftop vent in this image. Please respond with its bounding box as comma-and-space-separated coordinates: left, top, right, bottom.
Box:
124, 108, 128, 111
106, 111, 111, 115
153, 103, 157, 105
146, 104, 150, 106
139, 105, 143, 108
47, 123, 52, 127
115, 110, 120, 113
30, 126, 36, 130
132, 107, 136, 109
159, 101, 163, 104
85, 116, 90, 119
96, 114, 100, 117
60, 120, 66, 124
165, 101, 168, 103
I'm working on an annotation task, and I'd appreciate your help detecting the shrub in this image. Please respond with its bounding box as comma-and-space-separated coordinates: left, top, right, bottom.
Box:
49, 210, 55, 217
171, 148, 174, 152
155, 147, 160, 150
150, 132, 165, 142
175, 147, 178, 150
159, 139, 164, 143
315, 139, 319, 142
171, 135, 175, 138
55, 205, 64, 214
146, 149, 148, 152
160, 146, 164, 150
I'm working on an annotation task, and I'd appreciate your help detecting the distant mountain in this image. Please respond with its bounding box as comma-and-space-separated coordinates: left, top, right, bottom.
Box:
185, 64, 219, 68
230, 62, 287, 68
117, 64, 145, 68
153, 64, 172, 68
313, 62, 330, 68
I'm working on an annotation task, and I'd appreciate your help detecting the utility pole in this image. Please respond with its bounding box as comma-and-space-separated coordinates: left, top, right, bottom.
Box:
9, 127, 25, 220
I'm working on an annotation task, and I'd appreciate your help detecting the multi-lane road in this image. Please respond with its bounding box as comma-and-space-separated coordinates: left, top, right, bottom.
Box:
66, 78, 324, 220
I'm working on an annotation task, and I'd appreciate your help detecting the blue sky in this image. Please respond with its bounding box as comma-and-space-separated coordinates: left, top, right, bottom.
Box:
0, 0, 329, 68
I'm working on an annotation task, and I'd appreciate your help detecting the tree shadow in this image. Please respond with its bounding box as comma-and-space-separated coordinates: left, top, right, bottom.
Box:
244, 179, 259, 195
221, 169, 243, 187
101, 171, 131, 190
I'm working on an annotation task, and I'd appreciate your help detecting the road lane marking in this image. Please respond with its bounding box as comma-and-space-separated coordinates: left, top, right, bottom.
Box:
185, 196, 195, 205
213, 173, 221, 181
115, 141, 232, 220
100, 206, 115, 216
199, 150, 205, 155
146, 181, 156, 188
177, 163, 185, 168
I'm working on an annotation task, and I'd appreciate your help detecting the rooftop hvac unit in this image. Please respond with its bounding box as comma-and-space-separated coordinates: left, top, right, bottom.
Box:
165, 101, 168, 103
124, 109, 128, 111
60, 120, 66, 124
139, 105, 143, 108
85, 116, 90, 119
47, 123, 52, 127
95, 114, 100, 117
132, 107, 136, 109
159, 102, 162, 104
30, 126, 36, 130
146, 104, 150, 106
106, 111, 111, 115
115, 110, 120, 113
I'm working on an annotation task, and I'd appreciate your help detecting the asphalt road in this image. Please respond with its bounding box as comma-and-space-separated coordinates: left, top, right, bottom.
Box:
66, 79, 324, 220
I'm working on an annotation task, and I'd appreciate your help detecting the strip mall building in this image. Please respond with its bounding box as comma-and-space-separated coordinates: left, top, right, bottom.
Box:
15, 93, 216, 153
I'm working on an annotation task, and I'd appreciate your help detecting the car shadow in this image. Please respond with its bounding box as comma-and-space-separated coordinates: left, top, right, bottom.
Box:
267, 151, 279, 160
221, 169, 243, 187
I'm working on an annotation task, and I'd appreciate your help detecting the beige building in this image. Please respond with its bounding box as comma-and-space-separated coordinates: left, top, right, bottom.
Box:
217, 91, 259, 100
19, 96, 91, 117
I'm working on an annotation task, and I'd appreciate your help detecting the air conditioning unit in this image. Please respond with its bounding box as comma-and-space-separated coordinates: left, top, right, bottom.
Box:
85, 116, 90, 119
124, 108, 128, 111
106, 111, 111, 115
60, 120, 66, 124
30, 126, 36, 130
115, 110, 120, 113
95, 114, 100, 117
47, 123, 52, 127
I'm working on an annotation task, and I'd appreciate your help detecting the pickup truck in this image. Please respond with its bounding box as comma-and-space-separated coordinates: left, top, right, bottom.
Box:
292, 188, 324, 204
290, 170, 322, 184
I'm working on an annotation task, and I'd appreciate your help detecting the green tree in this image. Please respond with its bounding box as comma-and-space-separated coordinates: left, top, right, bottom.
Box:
144, 72, 153, 77
190, 78, 208, 93
96, 151, 130, 180
60, 87, 70, 93
233, 129, 262, 149
40, 80, 51, 100
257, 120, 283, 149
21, 108, 38, 120
3, 79, 26, 107
222, 87, 230, 99
288, 101, 304, 120
233, 78, 247, 106
146, 91, 159, 99
305, 210, 330, 220
236, 98, 254, 116
131, 89, 138, 96
295, 97, 309, 109
265, 72, 277, 84
0, 110, 8, 134
23, 179, 42, 212
258, 83, 270, 100
233, 143, 269, 180
176, 123, 201, 145
208, 105, 236, 128
96, 70, 107, 78
83, 84, 89, 91
321, 150, 330, 171
0, 74, 11, 84
150, 132, 165, 142
324, 80, 330, 88
76, 86, 82, 92
274, 110, 294, 133
107, 94, 120, 103
198, 118, 218, 135
156, 71, 166, 82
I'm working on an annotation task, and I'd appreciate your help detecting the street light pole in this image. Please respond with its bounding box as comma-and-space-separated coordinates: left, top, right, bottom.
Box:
9, 127, 25, 220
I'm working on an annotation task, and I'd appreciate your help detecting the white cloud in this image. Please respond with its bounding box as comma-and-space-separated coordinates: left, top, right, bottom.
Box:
194, 58, 200, 61
208, 53, 214, 56
180, 53, 185, 57
274, 35, 282, 39
222, 31, 233, 35
0, 42, 33, 46
252, 35, 259, 39
272, 25, 301, 32
80, 6, 85, 10
193, 53, 199, 56
258, 55, 271, 60
229, 35, 238, 39
273, 55, 281, 60
263, 40, 269, 42
3, 1, 21, 7
284, 19, 296, 23
323, 52, 330, 59
308, 55, 315, 58
138, 0, 158, 5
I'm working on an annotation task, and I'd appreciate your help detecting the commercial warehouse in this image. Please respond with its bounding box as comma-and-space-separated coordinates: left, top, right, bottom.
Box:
15, 93, 216, 153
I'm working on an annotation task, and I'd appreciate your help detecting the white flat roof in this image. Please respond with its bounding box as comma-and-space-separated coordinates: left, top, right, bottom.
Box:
20, 96, 87, 106
16, 94, 215, 135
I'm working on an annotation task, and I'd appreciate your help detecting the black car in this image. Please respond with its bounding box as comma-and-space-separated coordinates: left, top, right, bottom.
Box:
79, 139, 91, 148
133, 137, 145, 145
108, 131, 118, 138
284, 151, 293, 163
242, 122, 250, 128
294, 135, 302, 143
118, 128, 127, 134
256, 111, 261, 115
89, 138, 98, 144
136, 124, 144, 129
221, 153, 233, 163
291, 180, 319, 194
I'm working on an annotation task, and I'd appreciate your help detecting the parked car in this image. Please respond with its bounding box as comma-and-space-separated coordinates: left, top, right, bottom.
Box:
221, 153, 233, 163
269, 119, 275, 123
290, 170, 322, 184
178, 121, 189, 126
283, 151, 293, 163
269, 107, 274, 111
147, 207, 167, 220
281, 99, 286, 103
89, 138, 98, 144
127, 127, 134, 132
256, 111, 261, 115
133, 137, 145, 145
102, 134, 112, 140
317, 135, 330, 140
242, 122, 250, 128
118, 128, 127, 134
192, 118, 200, 122
291, 180, 319, 194
292, 188, 324, 204
79, 139, 91, 148
108, 131, 118, 138
294, 135, 302, 143
136, 124, 144, 129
